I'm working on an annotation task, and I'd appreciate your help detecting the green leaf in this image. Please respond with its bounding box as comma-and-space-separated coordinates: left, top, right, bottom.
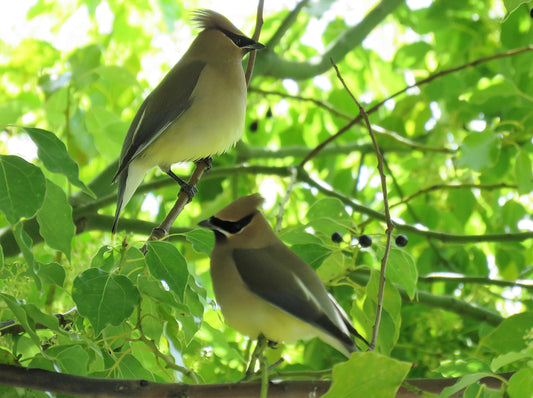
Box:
68, 44, 101, 87
279, 226, 324, 245
90, 245, 115, 271
481, 312, 533, 353
23, 303, 60, 332
72, 268, 140, 334
458, 131, 501, 172
323, 351, 410, 398
515, 150, 533, 195
36, 179, 75, 260
45, 344, 89, 376
23, 127, 94, 197
361, 271, 402, 354
383, 248, 418, 299
36, 262, 65, 286
502, 0, 532, 20
305, 197, 353, 236
137, 275, 180, 308
0, 155, 46, 225
186, 228, 214, 255
447, 189, 476, 226
146, 241, 189, 300
12, 223, 40, 290
440, 373, 493, 398
508, 368, 533, 398
85, 106, 128, 160
291, 243, 332, 270
0, 293, 40, 347
107, 352, 156, 380
491, 351, 531, 372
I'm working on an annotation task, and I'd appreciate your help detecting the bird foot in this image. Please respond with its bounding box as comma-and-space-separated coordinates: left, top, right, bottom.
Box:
179, 184, 198, 203
195, 157, 213, 172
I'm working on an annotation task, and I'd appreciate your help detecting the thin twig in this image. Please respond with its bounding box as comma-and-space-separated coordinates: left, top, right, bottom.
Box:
245, 0, 265, 86
249, 87, 352, 120
390, 182, 517, 209
275, 166, 298, 232
419, 274, 533, 290
142, 161, 209, 251
330, 59, 394, 351
300, 45, 533, 166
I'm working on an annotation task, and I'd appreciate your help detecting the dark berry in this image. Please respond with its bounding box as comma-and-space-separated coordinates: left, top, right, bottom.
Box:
358, 234, 372, 248
266, 107, 273, 118
249, 120, 259, 132
331, 232, 343, 243
395, 235, 408, 247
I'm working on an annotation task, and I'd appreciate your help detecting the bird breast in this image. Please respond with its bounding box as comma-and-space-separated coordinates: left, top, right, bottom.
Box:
141, 60, 247, 170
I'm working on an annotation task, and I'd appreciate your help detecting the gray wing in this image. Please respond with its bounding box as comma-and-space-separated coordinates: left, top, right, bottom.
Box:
233, 245, 355, 349
113, 59, 206, 181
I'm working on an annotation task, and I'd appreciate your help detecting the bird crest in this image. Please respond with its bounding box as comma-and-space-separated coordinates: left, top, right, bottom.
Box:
191, 9, 244, 36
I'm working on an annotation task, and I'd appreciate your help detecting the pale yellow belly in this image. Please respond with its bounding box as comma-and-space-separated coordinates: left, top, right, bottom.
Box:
135, 62, 246, 171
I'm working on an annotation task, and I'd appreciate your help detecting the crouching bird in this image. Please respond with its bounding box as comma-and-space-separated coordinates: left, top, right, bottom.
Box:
111, 10, 264, 233
199, 194, 369, 357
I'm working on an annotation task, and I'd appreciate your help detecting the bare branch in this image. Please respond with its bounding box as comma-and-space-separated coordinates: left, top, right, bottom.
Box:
0, 364, 513, 398
300, 45, 533, 166
330, 59, 394, 351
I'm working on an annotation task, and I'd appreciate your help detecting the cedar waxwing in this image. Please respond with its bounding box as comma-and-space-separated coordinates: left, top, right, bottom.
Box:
199, 194, 369, 357
111, 10, 264, 233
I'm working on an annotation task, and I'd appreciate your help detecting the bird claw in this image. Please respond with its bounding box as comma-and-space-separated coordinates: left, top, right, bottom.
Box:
179, 184, 198, 203
195, 157, 213, 172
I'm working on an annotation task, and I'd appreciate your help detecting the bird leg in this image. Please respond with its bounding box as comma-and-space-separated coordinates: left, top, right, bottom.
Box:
166, 170, 198, 203
194, 157, 213, 173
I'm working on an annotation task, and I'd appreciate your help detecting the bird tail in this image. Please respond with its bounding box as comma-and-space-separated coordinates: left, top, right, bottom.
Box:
112, 162, 146, 234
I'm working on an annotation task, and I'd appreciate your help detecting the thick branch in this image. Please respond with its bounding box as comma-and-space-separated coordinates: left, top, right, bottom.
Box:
0, 364, 513, 398
2, 165, 532, 258
254, 0, 404, 79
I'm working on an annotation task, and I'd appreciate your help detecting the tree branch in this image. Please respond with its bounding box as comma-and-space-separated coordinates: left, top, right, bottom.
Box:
0, 364, 513, 398
254, 0, 405, 79
300, 44, 533, 166
330, 59, 394, 351
419, 273, 533, 290
2, 164, 531, 258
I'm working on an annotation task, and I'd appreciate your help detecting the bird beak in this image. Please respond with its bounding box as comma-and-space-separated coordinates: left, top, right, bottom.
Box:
198, 218, 213, 229
245, 41, 266, 50
242, 41, 265, 54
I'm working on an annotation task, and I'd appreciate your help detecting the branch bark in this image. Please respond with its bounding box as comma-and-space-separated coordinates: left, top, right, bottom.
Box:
0, 364, 513, 398
254, 0, 405, 79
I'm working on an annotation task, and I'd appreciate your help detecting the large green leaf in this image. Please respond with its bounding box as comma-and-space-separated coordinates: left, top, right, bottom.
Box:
0, 293, 40, 347
0, 155, 45, 225
481, 312, 533, 353
515, 150, 533, 195
72, 268, 140, 334
383, 247, 417, 299
186, 228, 214, 255
323, 351, 410, 398
145, 241, 189, 300
305, 197, 354, 236
36, 179, 75, 260
458, 131, 501, 172
45, 345, 89, 376
23, 127, 94, 197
